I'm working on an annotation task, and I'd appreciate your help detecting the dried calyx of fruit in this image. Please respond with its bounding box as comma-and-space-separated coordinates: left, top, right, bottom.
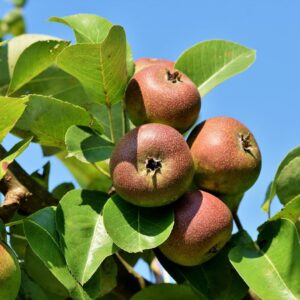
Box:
125, 65, 201, 133
110, 123, 195, 207
159, 190, 233, 266
187, 116, 262, 197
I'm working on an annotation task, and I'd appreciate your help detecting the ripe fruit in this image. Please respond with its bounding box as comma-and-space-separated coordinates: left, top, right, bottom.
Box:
125, 65, 201, 133
0, 241, 21, 300
159, 190, 233, 266
110, 123, 194, 207
134, 57, 174, 74
187, 116, 262, 195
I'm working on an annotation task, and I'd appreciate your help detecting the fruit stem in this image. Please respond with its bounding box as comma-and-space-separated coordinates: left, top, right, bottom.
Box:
107, 105, 116, 143
5, 232, 26, 240
5, 220, 23, 227
233, 212, 244, 231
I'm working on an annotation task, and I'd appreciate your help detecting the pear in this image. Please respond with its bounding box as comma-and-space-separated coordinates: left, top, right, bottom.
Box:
187, 116, 261, 195
0, 241, 21, 300
110, 123, 194, 207
125, 65, 201, 133
159, 190, 233, 266
134, 57, 174, 74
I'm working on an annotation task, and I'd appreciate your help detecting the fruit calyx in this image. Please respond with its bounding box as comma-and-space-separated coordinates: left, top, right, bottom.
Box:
239, 132, 255, 156
166, 70, 182, 83
145, 157, 162, 175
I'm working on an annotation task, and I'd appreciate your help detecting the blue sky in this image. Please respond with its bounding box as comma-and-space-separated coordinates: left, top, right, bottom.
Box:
1, 0, 299, 274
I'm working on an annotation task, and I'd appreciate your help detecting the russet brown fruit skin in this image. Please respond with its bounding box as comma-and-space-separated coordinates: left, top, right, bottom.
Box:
134, 58, 174, 74
125, 65, 201, 133
110, 123, 194, 207
0, 241, 21, 300
187, 116, 262, 195
159, 190, 233, 266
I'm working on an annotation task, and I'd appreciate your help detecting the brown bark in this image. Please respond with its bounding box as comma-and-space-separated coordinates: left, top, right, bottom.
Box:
0, 145, 58, 223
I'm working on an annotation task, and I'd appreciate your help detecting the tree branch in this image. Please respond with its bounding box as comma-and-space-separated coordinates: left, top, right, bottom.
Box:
150, 258, 164, 283
112, 253, 151, 300
0, 145, 58, 223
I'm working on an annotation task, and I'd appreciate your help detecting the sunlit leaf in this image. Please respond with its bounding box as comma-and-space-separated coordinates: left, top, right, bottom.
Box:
175, 40, 256, 97
103, 195, 174, 253
56, 26, 127, 106
0, 96, 28, 143
8, 40, 69, 94
56, 189, 117, 284
230, 219, 300, 300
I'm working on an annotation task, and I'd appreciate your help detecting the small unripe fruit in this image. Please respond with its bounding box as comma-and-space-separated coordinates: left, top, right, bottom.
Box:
187, 116, 262, 195
159, 190, 233, 266
134, 58, 174, 74
0, 241, 21, 300
125, 65, 201, 133
110, 123, 194, 207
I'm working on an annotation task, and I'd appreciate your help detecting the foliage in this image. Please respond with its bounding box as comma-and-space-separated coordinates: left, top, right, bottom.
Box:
0, 10, 299, 300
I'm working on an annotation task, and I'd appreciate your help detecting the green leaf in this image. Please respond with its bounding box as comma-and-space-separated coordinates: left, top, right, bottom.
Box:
262, 146, 300, 210
229, 219, 300, 300
56, 25, 128, 105
0, 96, 28, 143
19, 268, 50, 300
65, 125, 114, 163
25, 246, 69, 298
156, 231, 249, 300
261, 181, 276, 215
15, 95, 102, 148
56, 189, 117, 285
276, 151, 300, 205
131, 284, 201, 300
50, 14, 134, 79
0, 45, 10, 94
89, 101, 129, 144
23, 207, 74, 289
175, 40, 256, 97
269, 195, 300, 223
84, 256, 117, 299
9, 214, 27, 259
30, 162, 51, 190
51, 182, 75, 199
0, 37, 37, 94
49, 14, 113, 44
103, 195, 174, 253
0, 137, 32, 180
8, 40, 69, 94
56, 151, 112, 193
23, 207, 89, 298
12, 67, 90, 107
7, 34, 62, 77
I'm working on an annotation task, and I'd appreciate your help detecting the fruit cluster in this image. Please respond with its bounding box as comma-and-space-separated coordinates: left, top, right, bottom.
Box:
110, 58, 262, 266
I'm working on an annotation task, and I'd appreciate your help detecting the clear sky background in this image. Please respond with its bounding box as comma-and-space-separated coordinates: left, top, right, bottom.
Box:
1, 0, 299, 278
